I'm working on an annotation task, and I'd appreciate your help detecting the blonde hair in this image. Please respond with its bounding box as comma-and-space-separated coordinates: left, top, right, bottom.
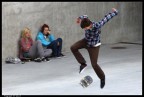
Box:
21, 27, 32, 38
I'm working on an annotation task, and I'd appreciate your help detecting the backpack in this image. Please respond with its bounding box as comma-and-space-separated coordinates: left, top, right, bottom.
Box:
5, 57, 24, 64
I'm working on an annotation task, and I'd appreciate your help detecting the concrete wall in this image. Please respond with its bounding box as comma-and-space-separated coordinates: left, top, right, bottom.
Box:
2, 2, 142, 60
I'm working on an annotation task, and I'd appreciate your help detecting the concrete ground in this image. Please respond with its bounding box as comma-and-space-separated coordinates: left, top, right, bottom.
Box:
2, 42, 142, 95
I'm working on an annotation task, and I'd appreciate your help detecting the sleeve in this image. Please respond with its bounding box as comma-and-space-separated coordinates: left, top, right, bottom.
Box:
37, 34, 51, 47
95, 9, 118, 29
20, 38, 29, 52
48, 34, 55, 42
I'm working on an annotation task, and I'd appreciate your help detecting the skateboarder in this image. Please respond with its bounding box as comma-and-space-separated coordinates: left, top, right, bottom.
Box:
71, 8, 118, 89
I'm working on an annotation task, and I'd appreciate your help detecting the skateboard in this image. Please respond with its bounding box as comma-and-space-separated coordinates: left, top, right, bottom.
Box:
21, 57, 32, 62
80, 75, 93, 88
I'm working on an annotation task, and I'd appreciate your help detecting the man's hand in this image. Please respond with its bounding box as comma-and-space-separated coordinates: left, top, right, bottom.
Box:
27, 46, 30, 49
76, 18, 81, 24
25, 46, 30, 51
47, 31, 51, 34
112, 8, 117, 12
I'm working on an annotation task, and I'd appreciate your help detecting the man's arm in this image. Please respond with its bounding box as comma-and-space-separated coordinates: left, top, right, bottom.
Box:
20, 38, 29, 52
48, 34, 55, 42
95, 8, 118, 29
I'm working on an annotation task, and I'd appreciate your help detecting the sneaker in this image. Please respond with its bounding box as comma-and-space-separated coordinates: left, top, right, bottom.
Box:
60, 53, 65, 57
48, 55, 57, 59
79, 64, 87, 74
34, 57, 42, 62
57, 53, 65, 58
41, 57, 47, 62
45, 57, 50, 62
42, 56, 51, 62
100, 78, 105, 89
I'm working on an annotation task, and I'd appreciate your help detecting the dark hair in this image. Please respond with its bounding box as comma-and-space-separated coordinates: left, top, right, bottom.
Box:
41, 24, 51, 32
80, 18, 92, 29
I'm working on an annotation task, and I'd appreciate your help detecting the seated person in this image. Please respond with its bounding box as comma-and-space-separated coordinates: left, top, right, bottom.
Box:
36, 24, 65, 58
19, 27, 52, 62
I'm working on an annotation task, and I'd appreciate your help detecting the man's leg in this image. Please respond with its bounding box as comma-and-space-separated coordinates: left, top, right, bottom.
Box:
43, 48, 52, 57
87, 46, 105, 88
47, 40, 58, 57
70, 38, 88, 73
28, 41, 38, 59
36, 40, 52, 58
56, 38, 62, 56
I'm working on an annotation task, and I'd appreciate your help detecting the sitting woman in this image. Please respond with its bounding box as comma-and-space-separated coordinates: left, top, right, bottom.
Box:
19, 27, 52, 62
36, 24, 65, 58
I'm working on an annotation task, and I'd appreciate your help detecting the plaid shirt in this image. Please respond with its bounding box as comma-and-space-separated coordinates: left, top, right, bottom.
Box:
79, 10, 118, 47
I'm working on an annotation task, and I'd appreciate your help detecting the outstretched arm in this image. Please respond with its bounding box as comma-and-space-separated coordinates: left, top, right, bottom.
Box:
95, 8, 118, 29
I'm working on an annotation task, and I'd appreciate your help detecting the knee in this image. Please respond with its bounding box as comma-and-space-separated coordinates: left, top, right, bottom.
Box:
57, 38, 62, 43
36, 40, 42, 44
51, 40, 57, 46
48, 49, 52, 54
91, 62, 99, 69
70, 45, 76, 52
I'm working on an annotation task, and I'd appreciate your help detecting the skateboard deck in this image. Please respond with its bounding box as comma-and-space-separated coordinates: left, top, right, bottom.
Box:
80, 75, 93, 88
